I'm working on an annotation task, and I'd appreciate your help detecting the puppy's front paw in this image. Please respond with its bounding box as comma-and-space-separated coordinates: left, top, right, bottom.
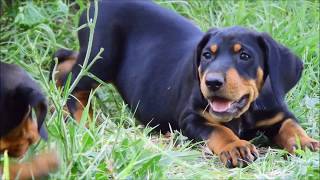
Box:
219, 140, 258, 168
275, 119, 320, 153
283, 136, 319, 153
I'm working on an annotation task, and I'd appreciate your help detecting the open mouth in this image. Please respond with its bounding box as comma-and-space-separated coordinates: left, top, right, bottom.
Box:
208, 94, 249, 116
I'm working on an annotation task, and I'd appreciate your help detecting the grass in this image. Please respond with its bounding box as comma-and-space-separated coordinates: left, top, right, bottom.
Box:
0, 0, 319, 179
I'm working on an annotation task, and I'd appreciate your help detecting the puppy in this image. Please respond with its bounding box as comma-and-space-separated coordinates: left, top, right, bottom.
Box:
52, 1, 319, 168
0, 62, 58, 179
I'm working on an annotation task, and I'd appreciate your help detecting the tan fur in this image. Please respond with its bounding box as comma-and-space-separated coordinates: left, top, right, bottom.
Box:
256, 112, 284, 127
233, 43, 241, 53
200, 68, 259, 121
0, 107, 39, 157
225, 68, 259, 117
52, 53, 95, 123
256, 67, 264, 91
198, 66, 203, 78
206, 124, 258, 166
0, 151, 59, 180
274, 119, 320, 153
199, 111, 221, 124
73, 91, 92, 123
199, 68, 260, 122
206, 124, 240, 154
54, 52, 78, 87
210, 44, 218, 54
199, 71, 210, 100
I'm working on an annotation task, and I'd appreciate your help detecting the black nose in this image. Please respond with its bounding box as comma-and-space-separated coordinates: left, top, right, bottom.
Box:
205, 73, 224, 91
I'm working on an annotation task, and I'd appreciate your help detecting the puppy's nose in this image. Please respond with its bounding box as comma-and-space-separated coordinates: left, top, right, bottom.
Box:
205, 73, 224, 91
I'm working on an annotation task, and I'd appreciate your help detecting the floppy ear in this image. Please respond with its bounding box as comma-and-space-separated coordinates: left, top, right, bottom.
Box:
27, 87, 48, 139
0, 86, 31, 137
194, 28, 219, 80
50, 48, 78, 87
15, 86, 48, 139
258, 33, 303, 106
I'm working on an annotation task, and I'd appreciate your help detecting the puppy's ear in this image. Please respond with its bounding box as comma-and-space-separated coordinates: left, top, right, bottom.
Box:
27, 87, 48, 140
15, 86, 48, 139
194, 28, 219, 79
258, 33, 303, 106
50, 48, 78, 87
0, 86, 31, 136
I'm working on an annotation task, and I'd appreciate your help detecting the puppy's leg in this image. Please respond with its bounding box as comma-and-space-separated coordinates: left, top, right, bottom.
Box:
206, 124, 258, 168
255, 109, 319, 153
181, 114, 258, 168
274, 119, 319, 152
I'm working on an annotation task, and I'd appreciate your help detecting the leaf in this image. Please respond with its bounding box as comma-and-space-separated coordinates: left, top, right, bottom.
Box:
82, 131, 95, 151
56, 0, 68, 14
37, 24, 56, 44
3, 150, 10, 180
14, 2, 46, 27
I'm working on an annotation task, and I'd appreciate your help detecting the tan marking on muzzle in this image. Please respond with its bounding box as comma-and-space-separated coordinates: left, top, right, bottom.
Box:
198, 66, 203, 79
222, 68, 259, 117
0, 106, 40, 157
199, 110, 222, 124
199, 65, 264, 121
200, 71, 211, 98
210, 44, 218, 54
233, 43, 241, 53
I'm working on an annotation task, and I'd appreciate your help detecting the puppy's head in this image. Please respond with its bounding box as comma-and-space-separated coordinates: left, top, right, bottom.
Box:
195, 26, 303, 122
0, 63, 48, 157
50, 48, 78, 87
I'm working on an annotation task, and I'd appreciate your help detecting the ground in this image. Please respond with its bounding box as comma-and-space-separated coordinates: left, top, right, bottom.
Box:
0, 0, 319, 179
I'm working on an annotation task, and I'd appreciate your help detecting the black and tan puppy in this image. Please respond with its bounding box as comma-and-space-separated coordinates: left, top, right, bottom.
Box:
0, 62, 58, 179
52, 1, 319, 168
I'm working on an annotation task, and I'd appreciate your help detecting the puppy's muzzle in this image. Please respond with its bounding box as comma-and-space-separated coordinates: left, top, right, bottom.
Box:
205, 73, 225, 92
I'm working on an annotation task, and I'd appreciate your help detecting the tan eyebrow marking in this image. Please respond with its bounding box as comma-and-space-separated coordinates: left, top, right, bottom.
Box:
233, 43, 242, 53
210, 44, 218, 54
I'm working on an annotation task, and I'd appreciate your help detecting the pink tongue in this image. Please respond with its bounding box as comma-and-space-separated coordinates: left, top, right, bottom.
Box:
210, 99, 232, 112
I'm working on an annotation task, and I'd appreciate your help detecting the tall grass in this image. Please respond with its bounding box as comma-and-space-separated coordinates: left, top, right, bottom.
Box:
0, 0, 319, 179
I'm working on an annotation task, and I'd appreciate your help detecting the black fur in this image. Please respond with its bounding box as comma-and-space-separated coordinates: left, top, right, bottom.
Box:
55, 1, 303, 147
0, 62, 47, 139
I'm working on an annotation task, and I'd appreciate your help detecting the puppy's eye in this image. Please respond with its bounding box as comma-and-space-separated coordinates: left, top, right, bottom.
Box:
202, 52, 212, 60
240, 52, 250, 60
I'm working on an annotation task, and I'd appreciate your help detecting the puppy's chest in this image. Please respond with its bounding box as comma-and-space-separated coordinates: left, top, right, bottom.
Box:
224, 115, 257, 138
